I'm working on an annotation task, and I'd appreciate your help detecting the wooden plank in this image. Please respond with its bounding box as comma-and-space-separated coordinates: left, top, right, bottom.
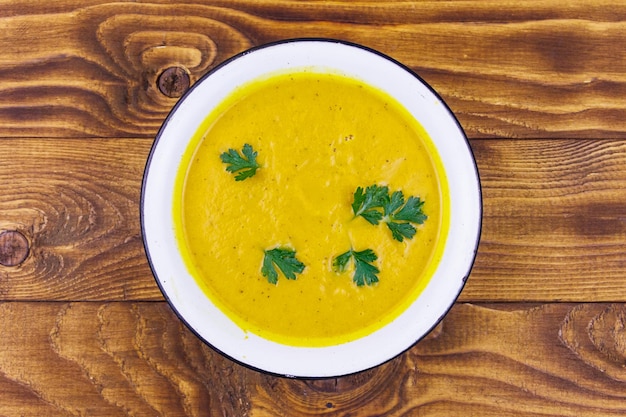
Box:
0, 302, 252, 416
1, 1, 626, 138
0, 138, 157, 300
467, 139, 626, 301
1, 138, 626, 301
1, 301, 626, 416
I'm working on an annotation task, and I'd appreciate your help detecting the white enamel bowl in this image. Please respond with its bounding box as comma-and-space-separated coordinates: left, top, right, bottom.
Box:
141, 39, 482, 378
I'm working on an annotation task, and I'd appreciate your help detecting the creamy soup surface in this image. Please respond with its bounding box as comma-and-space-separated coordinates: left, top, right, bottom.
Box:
174, 70, 450, 347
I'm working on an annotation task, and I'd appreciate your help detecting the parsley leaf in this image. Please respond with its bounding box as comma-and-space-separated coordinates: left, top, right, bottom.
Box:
220, 143, 260, 181
261, 247, 305, 284
351, 185, 389, 225
383, 190, 404, 216
351, 185, 428, 242
386, 221, 416, 242
332, 248, 380, 286
332, 250, 353, 273
384, 193, 427, 242
393, 196, 427, 224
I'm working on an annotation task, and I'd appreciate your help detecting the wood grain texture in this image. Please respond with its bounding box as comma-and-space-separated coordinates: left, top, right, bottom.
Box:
0, 138, 156, 300
467, 139, 626, 301
2, 138, 626, 301
0, 302, 252, 416
2, 1, 625, 415
1, 1, 626, 138
1, 301, 626, 416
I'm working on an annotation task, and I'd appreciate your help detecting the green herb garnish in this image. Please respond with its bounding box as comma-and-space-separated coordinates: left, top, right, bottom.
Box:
351, 184, 389, 225
352, 185, 427, 242
261, 247, 305, 284
383, 192, 427, 242
220, 143, 260, 181
332, 248, 380, 286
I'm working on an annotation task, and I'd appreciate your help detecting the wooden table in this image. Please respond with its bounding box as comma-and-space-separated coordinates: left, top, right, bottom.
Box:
2, 1, 625, 415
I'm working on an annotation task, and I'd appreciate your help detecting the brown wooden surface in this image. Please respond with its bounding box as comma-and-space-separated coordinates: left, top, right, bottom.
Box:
2, 1, 626, 416
2, 302, 626, 416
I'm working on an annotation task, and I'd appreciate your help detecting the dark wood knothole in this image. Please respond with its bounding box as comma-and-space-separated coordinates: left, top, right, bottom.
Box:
157, 66, 191, 98
0, 230, 30, 267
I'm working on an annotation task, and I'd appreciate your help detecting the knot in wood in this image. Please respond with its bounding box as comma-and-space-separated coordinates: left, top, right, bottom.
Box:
158, 67, 190, 98
0, 230, 30, 267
